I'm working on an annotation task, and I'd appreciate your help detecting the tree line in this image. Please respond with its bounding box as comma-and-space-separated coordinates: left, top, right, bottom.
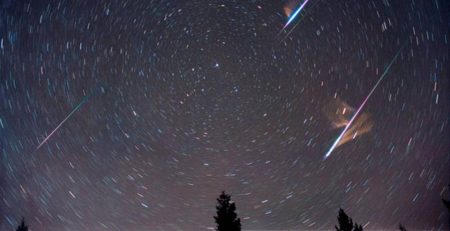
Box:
13, 189, 450, 231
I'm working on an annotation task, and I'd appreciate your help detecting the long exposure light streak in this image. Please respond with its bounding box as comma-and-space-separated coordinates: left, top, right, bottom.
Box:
34, 92, 95, 152
324, 46, 404, 159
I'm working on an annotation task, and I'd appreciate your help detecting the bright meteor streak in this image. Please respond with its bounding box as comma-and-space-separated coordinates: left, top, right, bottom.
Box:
323, 46, 404, 159
34, 92, 94, 152
283, 0, 310, 29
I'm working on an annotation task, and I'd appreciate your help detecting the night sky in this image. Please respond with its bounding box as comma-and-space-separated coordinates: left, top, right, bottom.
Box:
1, 0, 449, 230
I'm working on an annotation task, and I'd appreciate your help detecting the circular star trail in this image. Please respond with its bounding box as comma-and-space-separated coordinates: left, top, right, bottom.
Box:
0, 0, 448, 230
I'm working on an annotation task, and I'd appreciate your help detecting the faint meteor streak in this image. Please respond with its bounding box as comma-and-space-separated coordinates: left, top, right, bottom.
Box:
323, 46, 404, 159
283, 0, 310, 29
34, 92, 94, 152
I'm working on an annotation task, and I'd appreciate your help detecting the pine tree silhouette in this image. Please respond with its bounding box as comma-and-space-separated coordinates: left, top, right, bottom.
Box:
443, 199, 450, 210
443, 184, 450, 230
399, 223, 407, 231
214, 191, 241, 231
442, 184, 450, 228
443, 185, 450, 210
16, 217, 28, 231
335, 208, 363, 231
354, 223, 363, 231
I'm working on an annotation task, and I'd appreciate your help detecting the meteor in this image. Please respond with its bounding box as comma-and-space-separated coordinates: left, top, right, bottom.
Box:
283, 0, 310, 29
323, 46, 404, 159
34, 91, 95, 152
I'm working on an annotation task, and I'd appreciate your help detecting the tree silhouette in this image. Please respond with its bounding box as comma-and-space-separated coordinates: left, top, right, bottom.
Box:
399, 223, 407, 231
354, 223, 363, 231
214, 191, 241, 231
443, 184, 450, 229
335, 208, 363, 231
16, 217, 28, 231
443, 199, 450, 210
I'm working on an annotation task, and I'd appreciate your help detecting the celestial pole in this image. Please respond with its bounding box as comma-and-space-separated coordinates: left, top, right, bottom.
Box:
34, 91, 95, 153
323, 45, 404, 159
